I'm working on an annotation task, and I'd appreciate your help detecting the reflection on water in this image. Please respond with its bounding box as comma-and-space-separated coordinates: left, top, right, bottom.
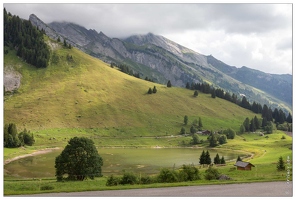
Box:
4, 148, 247, 178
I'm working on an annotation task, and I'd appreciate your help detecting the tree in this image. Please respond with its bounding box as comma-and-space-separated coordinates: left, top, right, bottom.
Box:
277, 156, 285, 171
239, 124, 245, 134
152, 86, 157, 93
237, 156, 242, 162
192, 133, 200, 145
218, 135, 227, 145
190, 126, 196, 134
286, 113, 292, 123
214, 153, 221, 164
220, 156, 226, 164
205, 150, 211, 165
184, 115, 188, 125
147, 88, 153, 94
254, 116, 260, 130
211, 89, 216, 98
167, 80, 172, 87
199, 150, 206, 165
18, 128, 35, 146
55, 137, 103, 181
243, 117, 250, 132
180, 127, 186, 135
208, 133, 218, 147
63, 39, 67, 47
193, 90, 198, 97
4, 123, 21, 148
198, 117, 203, 129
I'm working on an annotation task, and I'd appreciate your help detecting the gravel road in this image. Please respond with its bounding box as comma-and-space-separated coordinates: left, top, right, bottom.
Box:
12, 181, 292, 197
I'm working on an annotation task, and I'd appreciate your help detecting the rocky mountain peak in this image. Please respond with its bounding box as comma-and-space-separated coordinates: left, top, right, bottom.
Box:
29, 14, 60, 40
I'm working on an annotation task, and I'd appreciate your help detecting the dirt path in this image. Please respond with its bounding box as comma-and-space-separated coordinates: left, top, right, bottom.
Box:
4, 147, 60, 165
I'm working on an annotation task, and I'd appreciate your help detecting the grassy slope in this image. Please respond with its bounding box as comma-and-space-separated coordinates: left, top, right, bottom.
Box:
4, 39, 258, 137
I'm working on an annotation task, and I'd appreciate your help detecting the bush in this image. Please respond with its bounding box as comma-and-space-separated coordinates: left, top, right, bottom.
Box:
157, 168, 178, 183
106, 175, 121, 186
204, 167, 220, 180
178, 164, 200, 181
120, 172, 138, 185
281, 135, 286, 139
140, 175, 155, 184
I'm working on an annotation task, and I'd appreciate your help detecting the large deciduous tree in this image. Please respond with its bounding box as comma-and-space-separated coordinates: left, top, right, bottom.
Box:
55, 137, 103, 181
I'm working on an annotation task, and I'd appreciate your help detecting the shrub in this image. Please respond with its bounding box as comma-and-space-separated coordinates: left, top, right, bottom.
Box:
157, 168, 178, 183
140, 175, 155, 184
204, 167, 220, 180
120, 172, 138, 185
281, 135, 286, 139
106, 175, 121, 186
178, 164, 200, 181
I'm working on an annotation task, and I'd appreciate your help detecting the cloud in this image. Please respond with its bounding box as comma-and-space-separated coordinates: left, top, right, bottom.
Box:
3, 3, 292, 74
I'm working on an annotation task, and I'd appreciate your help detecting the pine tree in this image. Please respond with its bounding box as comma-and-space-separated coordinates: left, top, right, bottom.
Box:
152, 86, 157, 93
147, 88, 153, 94
193, 90, 198, 97
286, 113, 292, 123
214, 153, 221, 164
184, 115, 188, 125
237, 156, 242, 162
167, 80, 172, 87
205, 150, 211, 165
277, 156, 285, 171
199, 150, 206, 165
220, 156, 226, 164
180, 127, 186, 135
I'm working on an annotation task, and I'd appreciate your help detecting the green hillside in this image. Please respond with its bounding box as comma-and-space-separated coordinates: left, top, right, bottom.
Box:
4, 38, 259, 138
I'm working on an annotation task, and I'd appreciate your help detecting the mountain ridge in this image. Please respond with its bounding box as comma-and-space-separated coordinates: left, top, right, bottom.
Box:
28, 14, 292, 112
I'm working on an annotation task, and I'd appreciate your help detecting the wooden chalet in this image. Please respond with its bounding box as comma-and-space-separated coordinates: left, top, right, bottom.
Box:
234, 161, 255, 170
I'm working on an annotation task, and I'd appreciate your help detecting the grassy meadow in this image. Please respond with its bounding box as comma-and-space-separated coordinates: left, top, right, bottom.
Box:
3, 38, 293, 195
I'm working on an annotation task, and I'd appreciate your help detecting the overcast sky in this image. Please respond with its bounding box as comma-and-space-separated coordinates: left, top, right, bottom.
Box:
3, 2, 293, 75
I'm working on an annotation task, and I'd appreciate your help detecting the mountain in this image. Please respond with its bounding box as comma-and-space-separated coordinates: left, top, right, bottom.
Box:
4, 37, 258, 134
29, 14, 292, 113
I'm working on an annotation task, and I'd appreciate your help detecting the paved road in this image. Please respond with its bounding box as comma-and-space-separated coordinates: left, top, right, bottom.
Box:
12, 181, 293, 197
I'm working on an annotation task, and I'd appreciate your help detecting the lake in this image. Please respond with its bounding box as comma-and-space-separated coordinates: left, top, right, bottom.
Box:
4, 148, 246, 178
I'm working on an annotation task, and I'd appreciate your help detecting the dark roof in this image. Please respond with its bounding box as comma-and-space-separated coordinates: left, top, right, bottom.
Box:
234, 161, 255, 167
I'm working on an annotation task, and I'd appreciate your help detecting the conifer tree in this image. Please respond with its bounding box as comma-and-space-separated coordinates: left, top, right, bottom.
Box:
152, 86, 157, 93
214, 153, 221, 164
147, 88, 153, 94
199, 150, 206, 165
167, 80, 172, 87
277, 156, 285, 171
205, 150, 211, 165
220, 156, 226, 164
237, 156, 242, 162
184, 115, 188, 125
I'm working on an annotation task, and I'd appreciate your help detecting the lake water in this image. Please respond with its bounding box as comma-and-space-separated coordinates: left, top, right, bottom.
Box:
4, 148, 246, 178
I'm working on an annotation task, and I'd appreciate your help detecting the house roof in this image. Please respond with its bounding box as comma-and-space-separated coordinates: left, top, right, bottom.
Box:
234, 161, 255, 168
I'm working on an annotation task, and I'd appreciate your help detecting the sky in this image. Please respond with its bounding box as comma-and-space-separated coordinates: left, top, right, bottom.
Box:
3, 2, 293, 75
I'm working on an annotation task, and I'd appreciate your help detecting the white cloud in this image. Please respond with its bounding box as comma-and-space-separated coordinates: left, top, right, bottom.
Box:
3, 3, 292, 74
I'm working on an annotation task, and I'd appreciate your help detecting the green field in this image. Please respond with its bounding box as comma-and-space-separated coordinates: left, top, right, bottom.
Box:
3, 38, 293, 195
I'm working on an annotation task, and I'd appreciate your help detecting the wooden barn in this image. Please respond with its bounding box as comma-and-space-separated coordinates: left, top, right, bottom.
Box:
234, 161, 255, 170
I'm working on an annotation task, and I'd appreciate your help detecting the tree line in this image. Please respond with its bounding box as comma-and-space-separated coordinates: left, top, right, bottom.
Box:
185, 81, 292, 125
4, 8, 50, 68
